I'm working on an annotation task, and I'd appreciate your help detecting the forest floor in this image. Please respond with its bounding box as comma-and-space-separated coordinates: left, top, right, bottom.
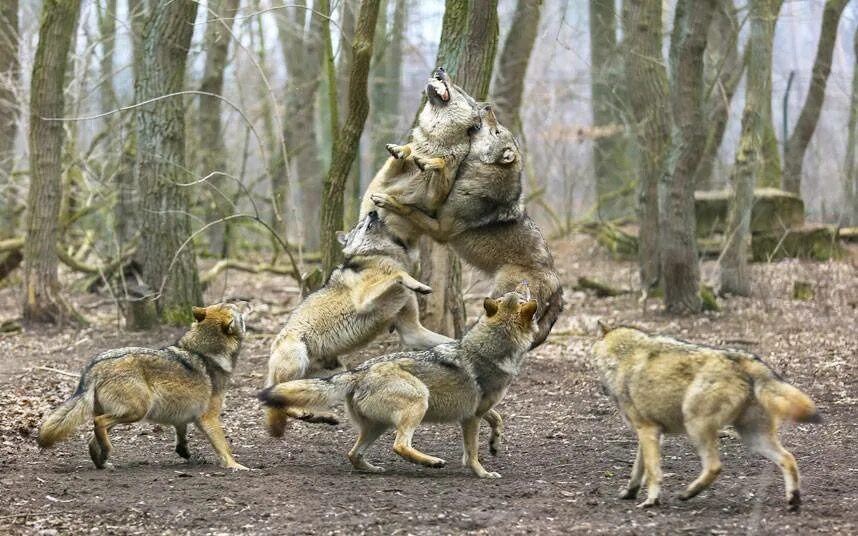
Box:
0, 234, 856, 535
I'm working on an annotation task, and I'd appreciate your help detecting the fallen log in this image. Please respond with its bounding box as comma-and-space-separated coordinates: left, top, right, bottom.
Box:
575, 276, 631, 297
201, 259, 298, 287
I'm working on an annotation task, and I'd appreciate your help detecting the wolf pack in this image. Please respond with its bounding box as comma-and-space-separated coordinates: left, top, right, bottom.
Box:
37, 69, 820, 512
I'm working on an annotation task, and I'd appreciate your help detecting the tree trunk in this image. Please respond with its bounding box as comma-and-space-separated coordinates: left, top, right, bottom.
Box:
718, 0, 783, 296
416, 0, 498, 338
589, 0, 634, 220
23, 0, 82, 325
199, 0, 240, 257
782, 0, 849, 195
845, 26, 858, 225
693, 0, 744, 189
369, 0, 405, 174
135, 1, 202, 326
659, 0, 715, 314
491, 0, 541, 139
275, 0, 325, 251
0, 0, 20, 240
319, 0, 381, 276
622, 0, 669, 291
96, 0, 118, 115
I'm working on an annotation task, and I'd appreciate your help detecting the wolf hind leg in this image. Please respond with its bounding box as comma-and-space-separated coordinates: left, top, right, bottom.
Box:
347, 414, 389, 473
89, 409, 147, 469
737, 410, 801, 511
266, 337, 310, 437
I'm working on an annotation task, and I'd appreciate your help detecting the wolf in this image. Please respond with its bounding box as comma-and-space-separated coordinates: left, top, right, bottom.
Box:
259, 288, 537, 478
371, 105, 563, 347
360, 67, 480, 247
591, 323, 821, 510
37, 303, 249, 470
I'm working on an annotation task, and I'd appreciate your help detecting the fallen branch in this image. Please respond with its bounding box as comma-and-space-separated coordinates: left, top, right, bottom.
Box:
574, 276, 631, 298
35, 365, 79, 378
201, 258, 298, 286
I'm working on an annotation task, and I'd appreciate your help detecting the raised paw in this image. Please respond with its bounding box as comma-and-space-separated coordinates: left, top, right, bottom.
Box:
413, 156, 444, 171
351, 458, 387, 473
404, 281, 432, 295
386, 144, 410, 160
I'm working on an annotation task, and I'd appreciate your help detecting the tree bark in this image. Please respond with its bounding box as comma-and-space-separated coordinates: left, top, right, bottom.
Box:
622, 0, 669, 292
659, 0, 716, 314
589, 0, 634, 220
416, 0, 498, 338
135, 1, 202, 325
319, 0, 381, 276
0, 0, 20, 240
693, 0, 744, 190
369, 0, 405, 174
491, 0, 541, 139
23, 0, 82, 325
275, 0, 325, 251
718, 0, 783, 296
199, 0, 240, 257
782, 0, 849, 195
845, 26, 858, 225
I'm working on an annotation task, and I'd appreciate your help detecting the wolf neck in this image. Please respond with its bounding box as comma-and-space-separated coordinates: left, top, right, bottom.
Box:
178, 328, 240, 378
461, 323, 531, 378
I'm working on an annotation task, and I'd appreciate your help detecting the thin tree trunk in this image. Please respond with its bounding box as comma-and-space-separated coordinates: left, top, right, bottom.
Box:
23, 0, 82, 325
0, 0, 20, 240
96, 0, 118, 115
275, 0, 325, 251
622, 0, 669, 291
782, 0, 849, 195
718, 0, 783, 296
369, 0, 405, 174
135, 1, 202, 325
659, 0, 715, 314
319, 0, 381, 276
589, 0, 633, 220
491, 0, 541, 139
845, 26, 858, 225
199, 0, 240, 257
693, 0, 744, 190
417, 0, 498, 338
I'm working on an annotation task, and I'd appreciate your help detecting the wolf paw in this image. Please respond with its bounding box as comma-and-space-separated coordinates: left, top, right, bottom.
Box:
403, 281, 432, 295
350, 456, 386, 473
227, 462, 249, 471
386, 144, 408, 159
423, 456, 446, 468
788, 490, 801, 512
477, 470, 502, 479
175, 444, 191, 460
636, 497, 660, 509
619, 486, 639, 500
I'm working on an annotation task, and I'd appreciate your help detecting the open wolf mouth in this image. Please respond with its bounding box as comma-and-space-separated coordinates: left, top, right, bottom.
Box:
426, 69, 450, 104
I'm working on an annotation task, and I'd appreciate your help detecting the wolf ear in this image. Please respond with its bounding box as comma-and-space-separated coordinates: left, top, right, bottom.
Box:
499, 148, 516, 164
520, 300, 538, 322
336, 231, 348, 245
483, 297, 499, 317
192, 306, 207, 322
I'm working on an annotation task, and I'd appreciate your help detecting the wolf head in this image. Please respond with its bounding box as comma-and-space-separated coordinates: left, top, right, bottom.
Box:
482, 286, 539, 335
418, 67, 480, 139
470, 104, 521, 167
337, 210, 409, 260
185, 302, 246, 373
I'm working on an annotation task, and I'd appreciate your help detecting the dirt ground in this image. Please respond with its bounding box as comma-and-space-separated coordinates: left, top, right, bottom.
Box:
0, 235, 856, 535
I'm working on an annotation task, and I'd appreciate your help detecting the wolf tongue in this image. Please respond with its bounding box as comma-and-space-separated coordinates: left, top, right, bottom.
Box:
440, 87, 449, 101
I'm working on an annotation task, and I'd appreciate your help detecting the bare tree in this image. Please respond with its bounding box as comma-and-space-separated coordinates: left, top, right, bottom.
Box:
275, 0, 325, 251
319, 0, 381, 276
135, 1, 202, 325
589, 0, 633, 219
846, 25, 858, 225
369, 0, 406, 176
782, 0, 849, 195
23, 0, 82, 325
199, 0, 240, 257
0, 0, 20, 241
622, 0, 669, 292
717, 0, 783, 296
693, 0, 745, 190
659, 0, 716, 314
491, 0, 542, 139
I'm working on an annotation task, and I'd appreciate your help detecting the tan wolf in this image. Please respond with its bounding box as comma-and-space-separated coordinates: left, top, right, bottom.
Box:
259, 288, 537, 478
37, 303, 248, 470
371, 104, 563, 347
360, 67, 480, 247
591, 324, 821, 510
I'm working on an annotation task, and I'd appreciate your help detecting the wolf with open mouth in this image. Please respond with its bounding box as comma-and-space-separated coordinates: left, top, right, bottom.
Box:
360, 67, 480, 250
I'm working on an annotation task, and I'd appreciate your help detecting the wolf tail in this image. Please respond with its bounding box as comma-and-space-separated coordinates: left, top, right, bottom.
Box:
742, 359, 821, 424
37, 381, 95, 448
258, 374, 352, 417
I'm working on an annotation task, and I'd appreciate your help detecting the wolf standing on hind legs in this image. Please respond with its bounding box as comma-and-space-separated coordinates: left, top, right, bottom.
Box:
372, 105, 563, 347
37, 303, 249, 470
260, 288, 537, 478
591, 324, 821, 510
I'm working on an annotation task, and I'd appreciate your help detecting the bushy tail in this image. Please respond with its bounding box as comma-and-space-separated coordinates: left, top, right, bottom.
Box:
742, 359, 821, 424
258, 375, 351, 414
37, 385, 95, 448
